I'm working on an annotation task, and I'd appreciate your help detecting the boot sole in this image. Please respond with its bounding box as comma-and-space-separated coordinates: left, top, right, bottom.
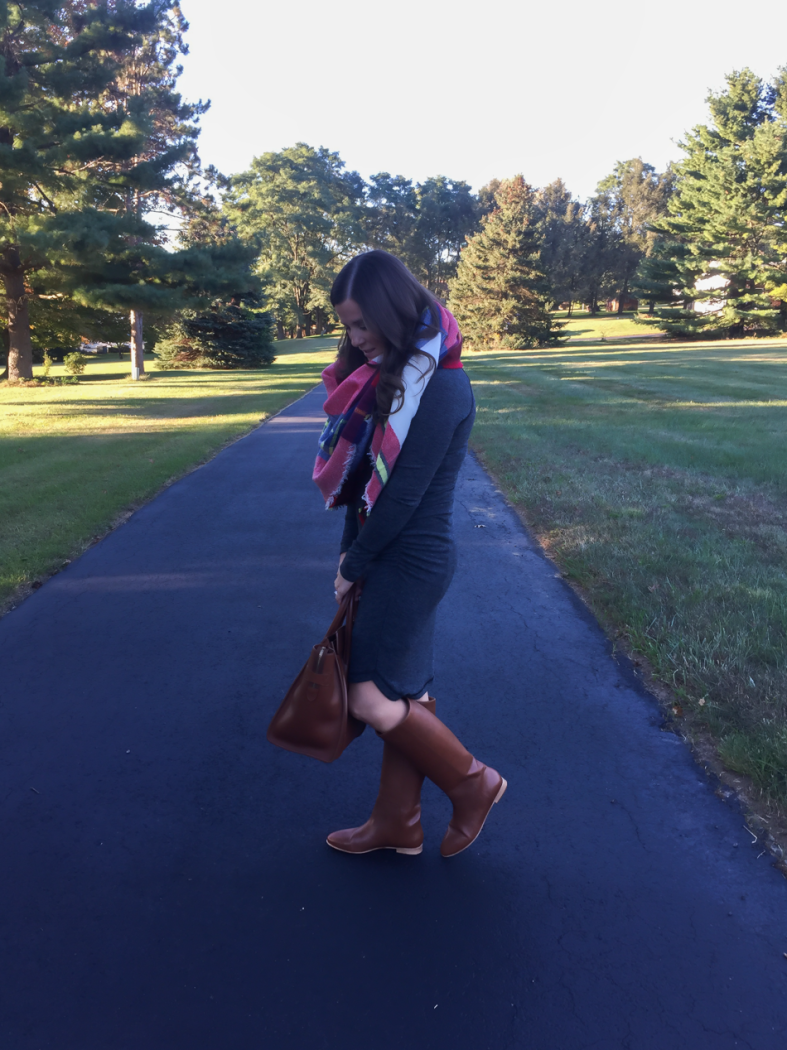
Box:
326, 839, 423, 856
441, 777, 508, 859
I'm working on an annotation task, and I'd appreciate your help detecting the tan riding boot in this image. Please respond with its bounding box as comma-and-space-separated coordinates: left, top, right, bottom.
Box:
326, 697, 436, 856
381, 700, 507, 858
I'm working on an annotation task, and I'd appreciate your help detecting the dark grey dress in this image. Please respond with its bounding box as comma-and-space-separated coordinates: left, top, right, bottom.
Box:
338, 368, 475, 700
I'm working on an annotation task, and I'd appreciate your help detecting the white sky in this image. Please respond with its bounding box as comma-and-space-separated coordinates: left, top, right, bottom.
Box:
178, 0, 787, 201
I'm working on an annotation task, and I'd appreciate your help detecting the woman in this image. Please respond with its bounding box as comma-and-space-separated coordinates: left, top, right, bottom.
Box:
313, 250, 506, 858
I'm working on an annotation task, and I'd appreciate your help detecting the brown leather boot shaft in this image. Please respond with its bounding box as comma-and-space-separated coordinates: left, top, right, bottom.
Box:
381, 701, 506, 858
382, 699, 474, 793
326, 697, 435, 855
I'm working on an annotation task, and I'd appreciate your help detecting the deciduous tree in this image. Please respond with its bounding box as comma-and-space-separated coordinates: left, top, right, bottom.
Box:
532, 179, 589, 312
362, 172, 481, 296
591, 158, 674, 312
363, 172, 419, 267
410, 176, 479, 294
226, 143, 365, 338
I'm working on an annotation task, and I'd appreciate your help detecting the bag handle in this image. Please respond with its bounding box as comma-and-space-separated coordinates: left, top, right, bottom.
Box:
340, 583, 360, 668
323, 582, 360, 644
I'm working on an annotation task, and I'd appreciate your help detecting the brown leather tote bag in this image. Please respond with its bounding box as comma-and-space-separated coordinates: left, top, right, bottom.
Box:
267, 584, 366, 763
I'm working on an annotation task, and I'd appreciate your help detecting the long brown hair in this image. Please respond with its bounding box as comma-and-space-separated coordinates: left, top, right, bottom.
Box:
330, 250, 440, 420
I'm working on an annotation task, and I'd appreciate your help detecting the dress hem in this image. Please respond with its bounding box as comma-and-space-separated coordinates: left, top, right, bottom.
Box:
347, 669, 434, 702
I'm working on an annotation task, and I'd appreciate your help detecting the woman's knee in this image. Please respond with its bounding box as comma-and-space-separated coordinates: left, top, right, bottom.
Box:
348, 680, 388, 722
348, 681, 410, 732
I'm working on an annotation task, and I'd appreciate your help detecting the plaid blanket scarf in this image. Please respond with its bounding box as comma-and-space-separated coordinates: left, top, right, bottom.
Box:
313, 303, 463, 517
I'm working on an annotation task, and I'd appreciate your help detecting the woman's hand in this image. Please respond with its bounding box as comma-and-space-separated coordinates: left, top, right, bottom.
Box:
334, 567, 352, 604
335, 553, 352, 603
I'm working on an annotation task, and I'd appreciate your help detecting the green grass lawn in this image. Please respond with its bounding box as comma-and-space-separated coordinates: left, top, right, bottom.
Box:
0, 337, 337, 609
465, 336, 787, 808
558, 310, 662, 344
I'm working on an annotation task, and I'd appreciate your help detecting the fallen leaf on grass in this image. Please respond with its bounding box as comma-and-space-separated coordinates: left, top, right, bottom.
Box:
672, 704, 684, 717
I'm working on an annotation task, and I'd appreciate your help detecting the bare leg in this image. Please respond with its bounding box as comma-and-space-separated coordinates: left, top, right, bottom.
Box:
348, 681, 427, 733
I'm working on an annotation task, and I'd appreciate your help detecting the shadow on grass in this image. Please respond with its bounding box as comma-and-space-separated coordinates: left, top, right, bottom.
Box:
3, 388, 320, 421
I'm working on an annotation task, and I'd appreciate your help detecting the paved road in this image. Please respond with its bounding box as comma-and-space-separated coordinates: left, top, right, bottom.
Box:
2, 385, 786, 1049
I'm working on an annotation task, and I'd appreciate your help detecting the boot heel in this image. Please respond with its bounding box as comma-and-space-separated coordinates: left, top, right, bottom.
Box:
494, 778, 508, 804
395, 845, 423, 855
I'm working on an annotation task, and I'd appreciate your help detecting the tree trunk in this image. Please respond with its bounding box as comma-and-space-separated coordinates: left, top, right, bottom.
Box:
617, 279, 629, 314
276, 319, 285, 340
0, 327, 9, 379
2, 250, 33, 382
130, 309, 144, 379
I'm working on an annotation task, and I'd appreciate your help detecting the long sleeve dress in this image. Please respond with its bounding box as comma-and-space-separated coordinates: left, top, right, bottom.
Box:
337, 367, 475, 701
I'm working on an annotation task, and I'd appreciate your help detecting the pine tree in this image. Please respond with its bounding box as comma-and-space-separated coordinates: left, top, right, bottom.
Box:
637, 68, 787, 337
448, 177, 563, 349
0, 1, 253, 382
0, 1, 147, 380
72, 0, 253, 379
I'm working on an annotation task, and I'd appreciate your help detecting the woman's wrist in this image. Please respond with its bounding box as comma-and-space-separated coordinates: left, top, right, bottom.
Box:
338, 561, 356, 583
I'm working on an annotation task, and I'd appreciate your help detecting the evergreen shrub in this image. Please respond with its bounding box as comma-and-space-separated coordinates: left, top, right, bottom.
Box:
156, 305, 276, 370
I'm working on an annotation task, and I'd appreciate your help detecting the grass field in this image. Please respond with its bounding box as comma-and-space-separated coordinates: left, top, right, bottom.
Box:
558, 310, 663, 344
465, 336, 787, 808
0, 337, 336, 609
